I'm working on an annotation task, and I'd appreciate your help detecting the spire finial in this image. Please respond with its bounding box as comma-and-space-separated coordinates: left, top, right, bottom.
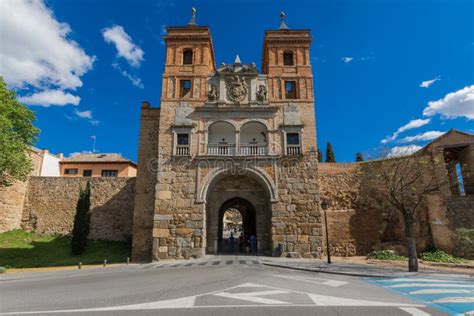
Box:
188, 7, 197, 26
279, 11, 289, 30
234, 54, 241, 64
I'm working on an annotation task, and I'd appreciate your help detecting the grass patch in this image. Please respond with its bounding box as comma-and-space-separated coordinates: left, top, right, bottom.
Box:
419, 249, 467, 264
0, 229, 131, 269
367, 250, 407, 261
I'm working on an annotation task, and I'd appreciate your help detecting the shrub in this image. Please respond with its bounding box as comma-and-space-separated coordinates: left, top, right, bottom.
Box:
367, 250, 407, 261
419, 249, 467, 264
71, 181, 91, 255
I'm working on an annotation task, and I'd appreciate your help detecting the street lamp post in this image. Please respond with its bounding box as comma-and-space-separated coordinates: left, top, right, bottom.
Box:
321, 199, 331, 264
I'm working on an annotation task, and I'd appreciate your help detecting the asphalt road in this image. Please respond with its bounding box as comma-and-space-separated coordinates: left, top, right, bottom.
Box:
0, 256, 463, 315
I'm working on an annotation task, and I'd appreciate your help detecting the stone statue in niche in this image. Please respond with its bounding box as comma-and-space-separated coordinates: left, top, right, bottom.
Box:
225, 75, 248, 104
256, 85, 267, 103
207, 84, 218, 102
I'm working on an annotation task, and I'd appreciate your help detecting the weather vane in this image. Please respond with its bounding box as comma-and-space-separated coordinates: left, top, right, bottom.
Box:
188, 7, 197, 26
279, 11, 289, 30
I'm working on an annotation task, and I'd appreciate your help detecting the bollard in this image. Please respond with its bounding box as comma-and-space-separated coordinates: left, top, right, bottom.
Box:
103, 260, 107, 268
126, 257, 130, 265
78, 262, 82, 270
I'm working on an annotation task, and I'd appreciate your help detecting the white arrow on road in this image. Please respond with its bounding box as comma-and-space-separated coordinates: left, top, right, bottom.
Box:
214, 290, 291, 305
1, 282, 424, 314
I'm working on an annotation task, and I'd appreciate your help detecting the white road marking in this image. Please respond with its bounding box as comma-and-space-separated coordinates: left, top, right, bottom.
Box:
268, 274, 348, 287
432, 297, 474, 304
1, 282, 424, 314
234, 282, 268, 288
378, 278, 466, 283
410, 289, 473, 295
399, 307, 431, 315
390, 283, 474, 288
214, 290, 291, 305
306, 293, 422, 307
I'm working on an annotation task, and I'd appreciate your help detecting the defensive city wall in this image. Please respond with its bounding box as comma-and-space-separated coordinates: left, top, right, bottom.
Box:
0, 177, 135, 242
1, 130, 472, 259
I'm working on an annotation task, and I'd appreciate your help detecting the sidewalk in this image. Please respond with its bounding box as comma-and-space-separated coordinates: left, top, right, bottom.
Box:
259, 256, 474, 279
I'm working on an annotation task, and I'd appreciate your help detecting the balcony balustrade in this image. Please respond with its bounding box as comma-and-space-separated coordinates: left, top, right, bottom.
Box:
286, 144, 301, 155
207, 144, 236, 156
177, 144, 301, 156
176, 145, 190, 156
240, 145, 268, 156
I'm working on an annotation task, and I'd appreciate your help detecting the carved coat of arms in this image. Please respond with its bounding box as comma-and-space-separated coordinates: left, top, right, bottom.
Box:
225, 75, 248, 104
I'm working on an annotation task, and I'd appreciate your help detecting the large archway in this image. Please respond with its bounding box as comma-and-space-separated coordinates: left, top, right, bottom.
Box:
205, 173, 272, 255
218, 198, 257, 253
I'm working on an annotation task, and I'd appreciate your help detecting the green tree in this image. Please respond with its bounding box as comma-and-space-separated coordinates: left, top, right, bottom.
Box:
317, 148, 323, 162
355, 152, 364, 162
0, 77, 39, 187
325, 142, 336, 162
71, 181, 92, 255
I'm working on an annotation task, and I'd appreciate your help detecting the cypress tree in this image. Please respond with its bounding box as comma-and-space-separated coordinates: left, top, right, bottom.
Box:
71, 181, 91, 255
317, 148, 323, 162
325, 142, 336, 162
355, 152, 364, 162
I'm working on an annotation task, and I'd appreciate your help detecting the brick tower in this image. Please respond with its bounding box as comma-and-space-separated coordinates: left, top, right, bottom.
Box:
132, 10, 322, 261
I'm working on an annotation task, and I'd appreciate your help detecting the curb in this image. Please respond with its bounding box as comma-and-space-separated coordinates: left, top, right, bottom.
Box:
261, 262, 390, 278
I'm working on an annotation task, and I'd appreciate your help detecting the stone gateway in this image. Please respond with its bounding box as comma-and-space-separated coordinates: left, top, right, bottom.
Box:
1, 12, 472, 263
131, 14, 322, 261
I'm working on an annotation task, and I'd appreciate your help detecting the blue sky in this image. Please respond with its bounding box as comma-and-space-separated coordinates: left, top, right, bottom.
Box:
1, 0, 473, 162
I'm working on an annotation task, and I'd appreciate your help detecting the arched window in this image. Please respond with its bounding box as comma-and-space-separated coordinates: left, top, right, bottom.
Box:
241, 121, 268, 155
283, 51, 294, 66
183, 49, 193, 65
207, 121, 236, 156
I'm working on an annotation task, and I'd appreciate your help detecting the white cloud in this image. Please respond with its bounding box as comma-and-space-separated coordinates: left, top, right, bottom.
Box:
112, 63, 144, 88
341, 57, 353, 63
74, 110, 92, 119
102, 25, 144, 67
73, 109, 99, 125
381, 118, 431, 143
388, 145, 422, 157
19, 90, 80, 107
423, 85, 474, 119
399, 131, 445, 143
419, 76, 440, 88
0, 0, 94, 91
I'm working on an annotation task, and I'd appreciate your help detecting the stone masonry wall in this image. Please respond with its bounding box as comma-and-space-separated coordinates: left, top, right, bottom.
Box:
0, 149, 45, 233
0, 181, 28, 233
319, 162, 433, 256
446, 196, 474, 259
21, 177, 135, 241
273, 155, 322, 258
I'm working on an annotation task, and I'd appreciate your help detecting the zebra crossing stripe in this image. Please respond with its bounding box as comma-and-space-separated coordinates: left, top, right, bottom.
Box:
390, 283, 474, 288
410, 289, 473, 295
378, 278, 466, 283
432, 297, 474, 304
